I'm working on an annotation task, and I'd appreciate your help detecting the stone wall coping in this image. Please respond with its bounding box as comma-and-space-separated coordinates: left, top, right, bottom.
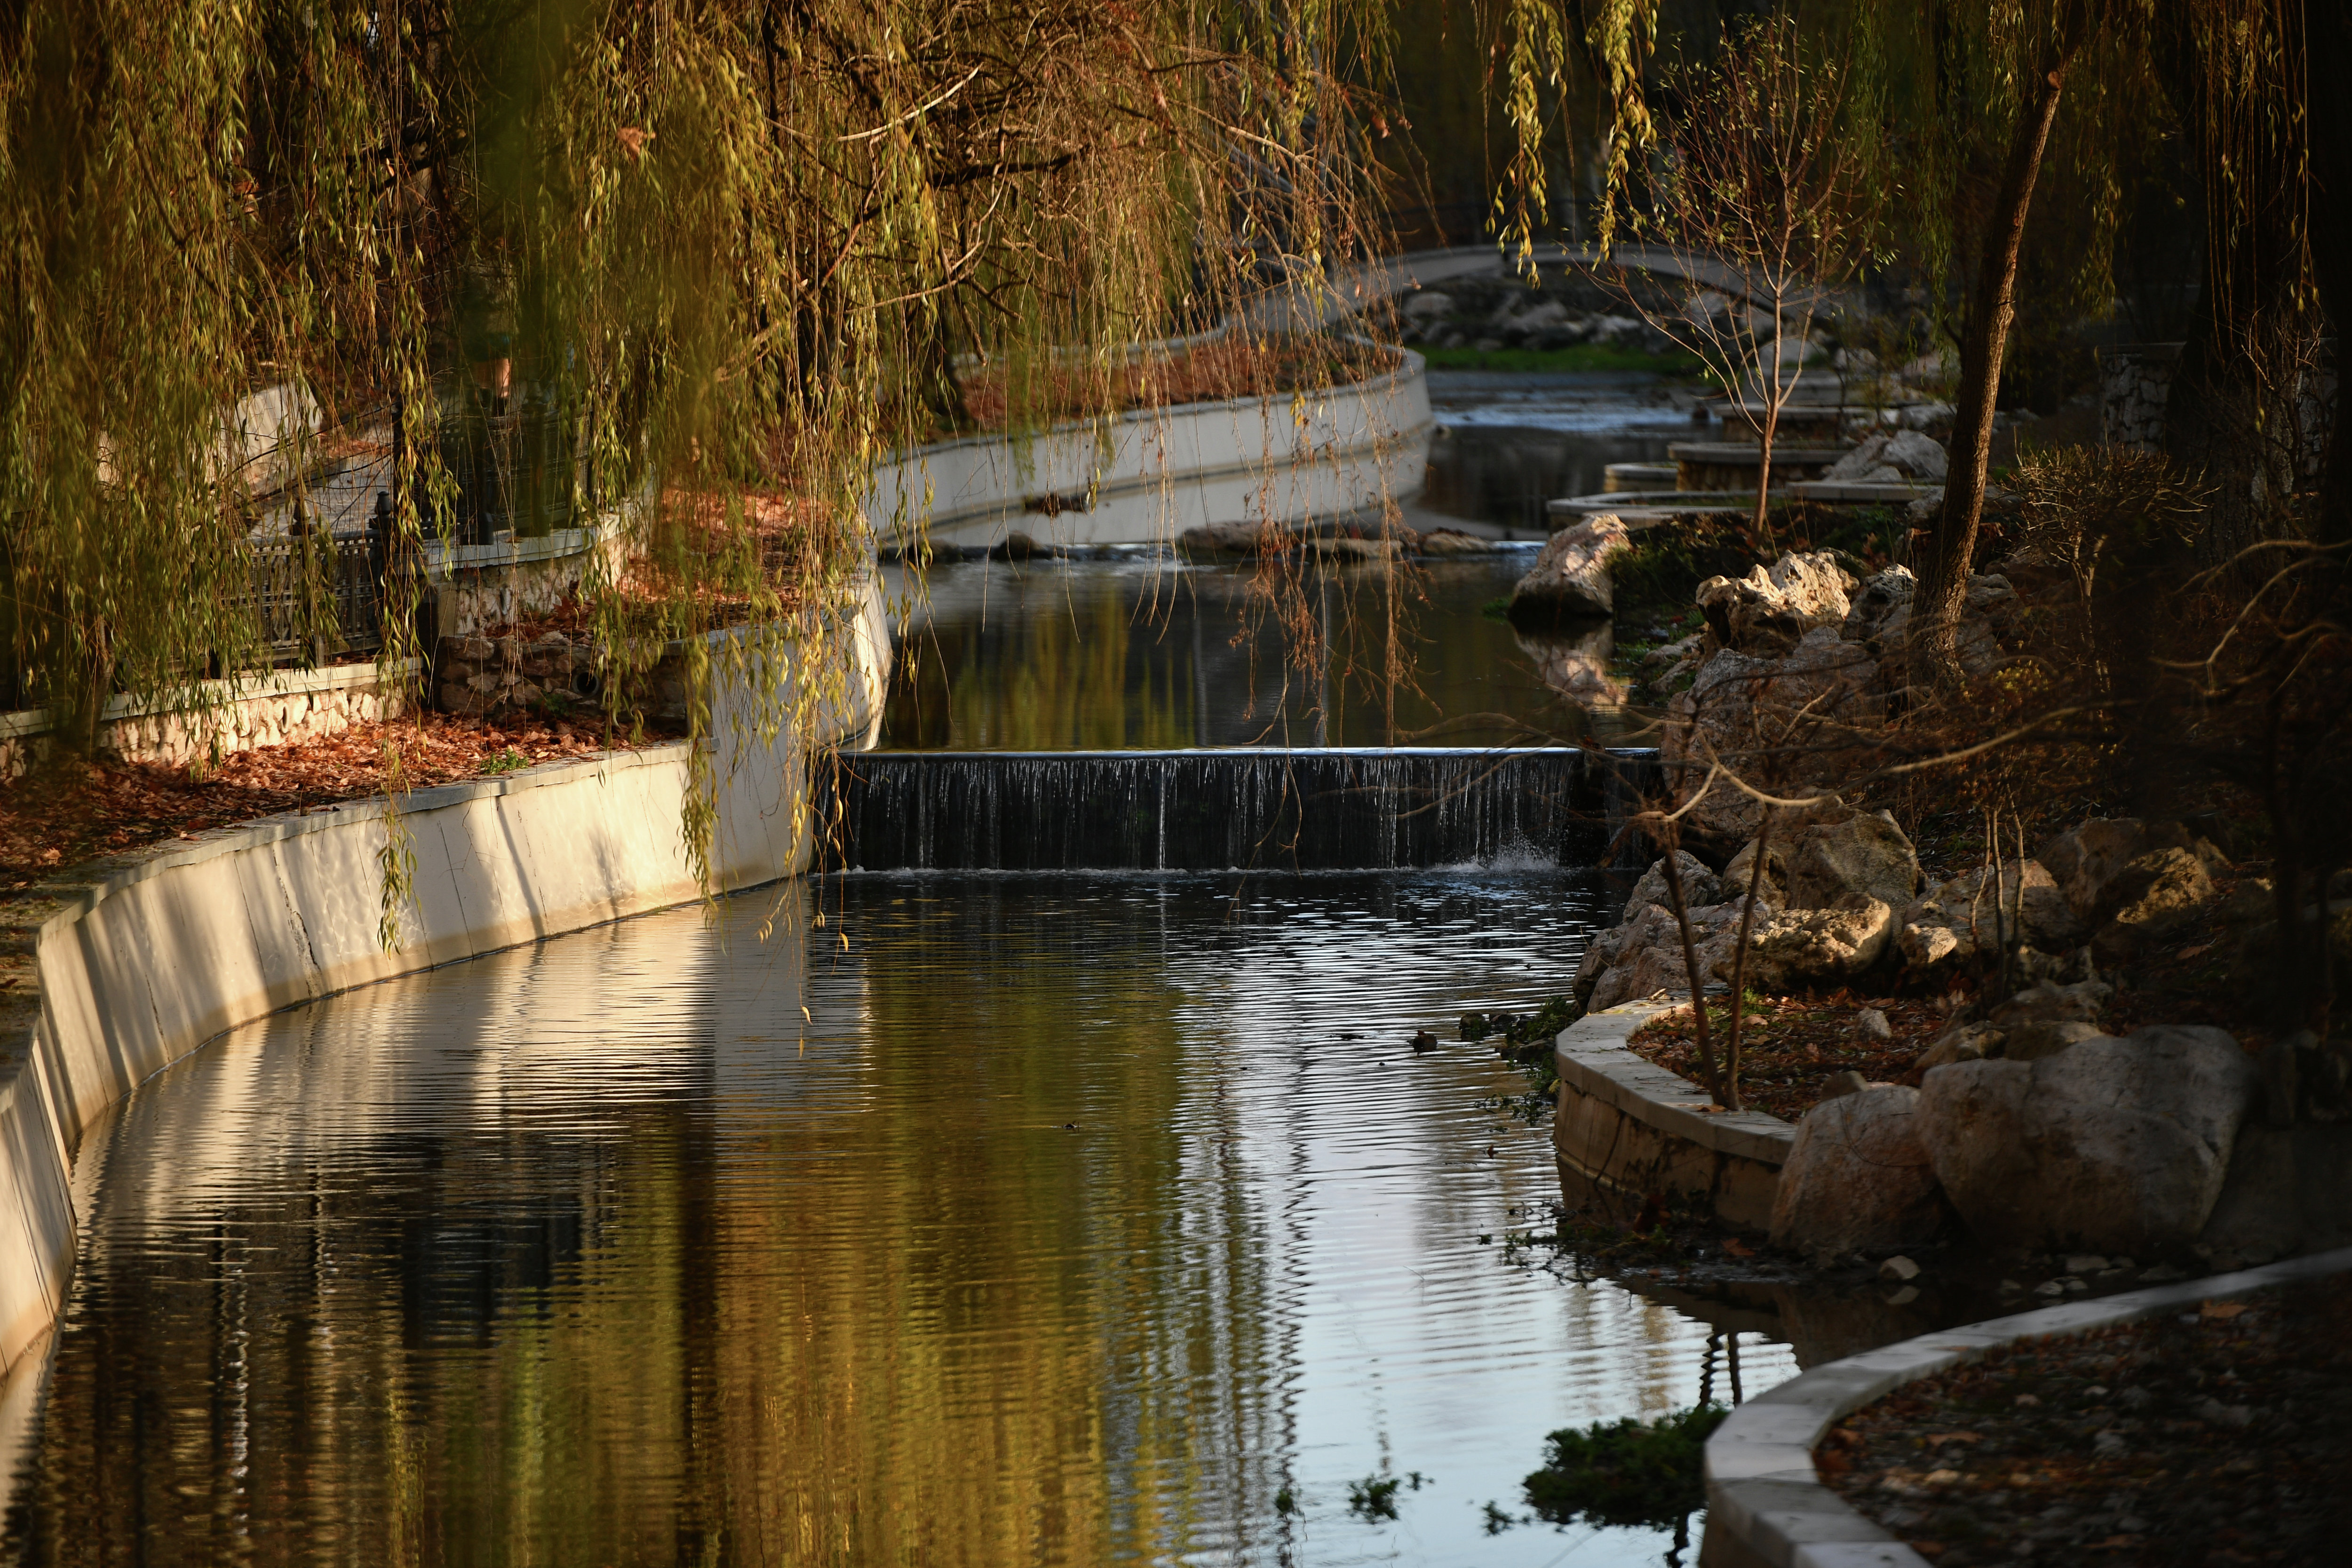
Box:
1701, 1245, 2352, 1568
0, 658, 420, 745
1554, 1001, 1798, 1169
866, 341, 1430, 548
0, 741, 693, 955
419, 524, 601, 575
886, 340, 1423, 463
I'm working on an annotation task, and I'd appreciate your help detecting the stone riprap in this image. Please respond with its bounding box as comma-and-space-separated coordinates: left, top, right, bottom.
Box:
435, 632, 600, 720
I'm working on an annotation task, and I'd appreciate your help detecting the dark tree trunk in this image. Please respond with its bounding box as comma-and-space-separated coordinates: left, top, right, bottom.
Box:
1917, 47, 2076, 679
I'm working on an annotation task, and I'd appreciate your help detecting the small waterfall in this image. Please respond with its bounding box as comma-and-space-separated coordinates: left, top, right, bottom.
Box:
818, 748, 1657, 873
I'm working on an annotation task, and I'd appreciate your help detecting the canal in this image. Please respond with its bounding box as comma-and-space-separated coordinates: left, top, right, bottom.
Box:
5, 374, 1929, 1567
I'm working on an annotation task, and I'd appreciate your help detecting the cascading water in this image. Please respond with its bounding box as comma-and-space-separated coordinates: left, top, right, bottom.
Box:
820, 747, 1659, 872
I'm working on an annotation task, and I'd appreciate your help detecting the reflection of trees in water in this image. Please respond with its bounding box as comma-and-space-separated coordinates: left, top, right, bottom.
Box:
14, 888, 1291, 1566
882, 560, 1623, 752
1422, 424, 1679, 533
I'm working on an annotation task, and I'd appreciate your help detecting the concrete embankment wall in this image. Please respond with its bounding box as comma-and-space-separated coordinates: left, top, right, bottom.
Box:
866, 347, 1432, 550
0, 585, 890, 1392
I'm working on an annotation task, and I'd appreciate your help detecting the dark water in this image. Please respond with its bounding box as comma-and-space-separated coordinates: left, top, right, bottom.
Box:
882, 555, 1646, 752
880, 374, 1692, 753
1415, 372, 1692, 534
14, 874, 1816, 1567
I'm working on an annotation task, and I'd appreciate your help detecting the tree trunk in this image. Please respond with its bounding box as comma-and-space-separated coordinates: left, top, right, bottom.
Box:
1916, 50, 2075, 680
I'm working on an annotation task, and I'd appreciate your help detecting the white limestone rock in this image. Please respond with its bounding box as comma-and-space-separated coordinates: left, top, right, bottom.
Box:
1694, 551, 1858, 656
1509, 514, 1632, 626
1721, 897, 1894, 991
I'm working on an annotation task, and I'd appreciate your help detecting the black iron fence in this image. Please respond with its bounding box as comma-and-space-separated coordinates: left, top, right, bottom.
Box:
243, 524, 398, 664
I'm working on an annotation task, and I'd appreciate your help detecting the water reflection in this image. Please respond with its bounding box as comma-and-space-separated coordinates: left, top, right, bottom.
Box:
882, 556, 1645, 751
14, 874, 1797, 1567
1416, 373, 1692, 534
879, 374, 1695, 752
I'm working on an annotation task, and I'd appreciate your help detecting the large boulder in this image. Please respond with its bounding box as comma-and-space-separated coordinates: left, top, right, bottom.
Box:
1660, 639, 1883, 850
1722, 834, 1791, 908
1509, 515, 1632, 626
1915, 1025, 2260, 1255
1720, 898, 1894, 991
1659, 649, 1778, 845
1770, 1086, 1944, 1256
1694, 551, 1857, 656
1577, 900, 1749, 1011
1764, 626, 1888, 737
1787, 810, 1920, 910
1857, 572, 2019, 685
2091, 846, 2217, 964
1623, 852, 1724, 920
2037, 817, 2227, 922
1895, 859, 2083, 979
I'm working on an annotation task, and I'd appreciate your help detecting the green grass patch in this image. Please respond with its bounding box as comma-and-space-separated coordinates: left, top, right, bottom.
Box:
1523, 1404, 1729, 1529
1417, 344, 1706, 376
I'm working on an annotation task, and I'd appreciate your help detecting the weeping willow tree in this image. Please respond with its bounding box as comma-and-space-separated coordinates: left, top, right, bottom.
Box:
0, 0, 1403, 911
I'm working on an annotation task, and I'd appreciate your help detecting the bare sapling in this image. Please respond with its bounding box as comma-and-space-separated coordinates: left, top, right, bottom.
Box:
1916, 13, 2089, 682
1717, 808, 1774, 1113
1595, 15, 1883, 530
1645, 812, 1725, 1106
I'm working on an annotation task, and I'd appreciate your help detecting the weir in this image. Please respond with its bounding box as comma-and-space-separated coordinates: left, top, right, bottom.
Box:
819, 747, 1659, 872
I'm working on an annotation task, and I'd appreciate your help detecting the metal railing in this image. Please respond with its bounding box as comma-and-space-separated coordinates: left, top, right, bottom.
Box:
242, 509, 407, 665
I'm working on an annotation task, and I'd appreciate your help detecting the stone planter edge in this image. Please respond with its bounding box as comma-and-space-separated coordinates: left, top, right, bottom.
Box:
1697, 1244, 2352, 1568
1552, 1000, 1797, 1231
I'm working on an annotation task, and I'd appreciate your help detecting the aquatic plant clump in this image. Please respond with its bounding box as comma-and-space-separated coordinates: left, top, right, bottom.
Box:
1522, 1403, 1729, 1529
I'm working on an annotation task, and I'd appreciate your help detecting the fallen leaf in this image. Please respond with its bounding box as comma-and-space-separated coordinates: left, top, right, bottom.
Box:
1723, 1238, 1756, 1258
1925, 1432, 1982, 1447
2201, 1301, 2250, 1320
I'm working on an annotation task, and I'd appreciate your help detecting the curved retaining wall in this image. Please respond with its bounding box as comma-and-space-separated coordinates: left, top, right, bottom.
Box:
0, 582, 892, 1396
864, 348, 1432, 550
1697, 1245, 2352, 1568
1552, 1002, 1795, 1233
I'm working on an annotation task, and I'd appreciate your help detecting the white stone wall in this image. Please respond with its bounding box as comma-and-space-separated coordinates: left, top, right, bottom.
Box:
0, 663, 419, 782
